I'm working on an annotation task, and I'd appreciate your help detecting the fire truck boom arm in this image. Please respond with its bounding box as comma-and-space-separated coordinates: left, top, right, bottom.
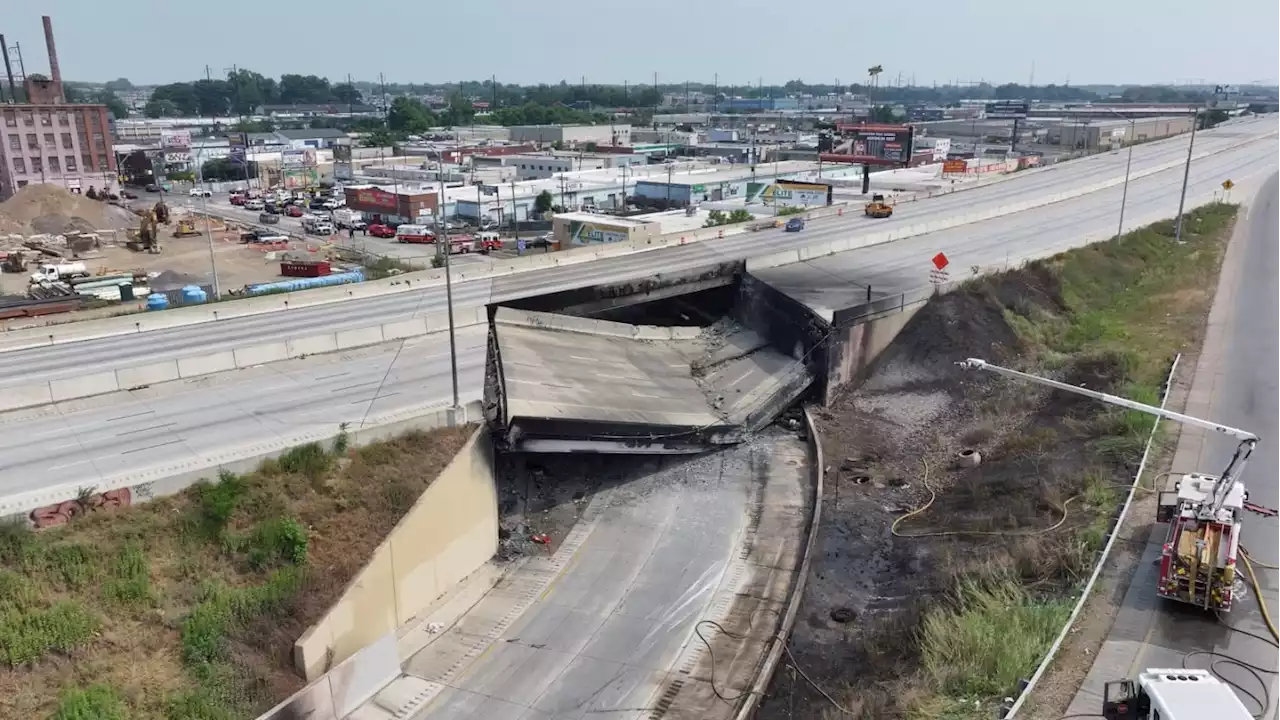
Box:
956, 358, 1258, 443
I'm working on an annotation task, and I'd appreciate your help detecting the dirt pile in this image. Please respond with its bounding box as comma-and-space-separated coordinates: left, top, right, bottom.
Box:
0, 184, 137, 236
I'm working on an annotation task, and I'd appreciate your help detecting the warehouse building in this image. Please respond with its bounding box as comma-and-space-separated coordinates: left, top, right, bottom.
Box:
507, 124, 632, 148
1050, 115, 1193, 149
509, 152, 647, 180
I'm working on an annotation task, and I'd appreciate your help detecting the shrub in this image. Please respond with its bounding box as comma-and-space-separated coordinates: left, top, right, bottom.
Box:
52, 684, 128, 720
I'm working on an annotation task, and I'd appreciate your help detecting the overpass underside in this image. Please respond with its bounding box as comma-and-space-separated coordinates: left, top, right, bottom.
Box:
486, 308, 813, 454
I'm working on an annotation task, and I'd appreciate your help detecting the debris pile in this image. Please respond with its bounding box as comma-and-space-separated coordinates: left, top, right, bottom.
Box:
0, 184, 136, 236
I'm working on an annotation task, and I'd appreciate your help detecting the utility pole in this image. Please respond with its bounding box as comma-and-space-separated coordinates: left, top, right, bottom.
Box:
509, 179, 520, 243
1173, 107, 1200, 243
435, 173, 461, 425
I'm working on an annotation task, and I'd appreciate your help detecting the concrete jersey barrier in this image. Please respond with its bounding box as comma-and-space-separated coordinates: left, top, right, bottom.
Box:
0, 306, 489, 413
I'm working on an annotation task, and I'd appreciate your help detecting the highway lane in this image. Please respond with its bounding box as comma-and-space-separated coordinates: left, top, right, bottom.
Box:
1063, 173, 1278, 718
0, 121, 1270, 390
0, 325, 487, 497
753, 133, 1280, 318
2, 129, 1274, 497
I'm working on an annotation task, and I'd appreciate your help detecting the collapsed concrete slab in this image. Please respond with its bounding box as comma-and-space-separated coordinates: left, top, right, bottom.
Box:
487, 308, 813, 453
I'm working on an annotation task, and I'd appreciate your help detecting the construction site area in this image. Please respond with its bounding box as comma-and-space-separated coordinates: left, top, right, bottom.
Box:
755, 203, 1239, 719
0, 185, 367, 326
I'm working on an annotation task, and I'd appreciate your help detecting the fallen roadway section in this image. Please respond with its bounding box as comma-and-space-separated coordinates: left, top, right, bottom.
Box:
0, 121, 1270, 415
488, 308, 812, 453
345, 428, 816, 720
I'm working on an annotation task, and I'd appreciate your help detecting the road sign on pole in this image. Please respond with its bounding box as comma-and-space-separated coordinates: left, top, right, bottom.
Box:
932, 252, 949, 270
1222, 179, 1234, 190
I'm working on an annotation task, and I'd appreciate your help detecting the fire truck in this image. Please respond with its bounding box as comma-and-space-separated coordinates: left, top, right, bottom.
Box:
956, 359, 1269, 612
1101, 668, 1253, 719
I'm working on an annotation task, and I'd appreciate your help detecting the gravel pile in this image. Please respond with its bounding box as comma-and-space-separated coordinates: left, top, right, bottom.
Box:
0, 184, 137, 235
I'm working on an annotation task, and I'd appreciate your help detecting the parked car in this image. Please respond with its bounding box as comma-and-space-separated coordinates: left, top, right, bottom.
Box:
259, 212, 280, 224
526, 233, 554, 250
784, 217, 805, 232
367, 223, 396, 238
120, 190, 138, 200
309, 222, 335, 235
285, 205, 304, 217
189, 188, 212, 197
144, 184, 161, 193
229, 194, 246, 206
263, 203, 281, 214
240, 229, 289, 244
244, 199, 264, 211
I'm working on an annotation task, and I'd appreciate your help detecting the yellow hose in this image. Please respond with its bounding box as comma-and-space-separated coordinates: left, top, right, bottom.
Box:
891, 459, 1081, 539
1239, 548, 1279, 643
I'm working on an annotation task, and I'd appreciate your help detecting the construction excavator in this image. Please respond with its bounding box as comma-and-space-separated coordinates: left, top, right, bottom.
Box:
864, 193, 893, 219
957, 358, 1270, 613
172, 219, 201, 238
153, 201, 171, 225
127, 209, 161, 253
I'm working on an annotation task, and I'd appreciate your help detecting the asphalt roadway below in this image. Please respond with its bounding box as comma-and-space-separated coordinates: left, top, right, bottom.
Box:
0, 120, 1270, 390
1064, 173, 1278, 718
0, 325, 487, 498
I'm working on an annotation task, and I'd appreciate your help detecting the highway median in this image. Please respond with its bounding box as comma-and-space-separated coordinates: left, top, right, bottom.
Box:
757, 203, 1238, 720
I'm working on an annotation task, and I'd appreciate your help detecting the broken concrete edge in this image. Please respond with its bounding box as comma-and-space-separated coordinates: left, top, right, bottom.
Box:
492, 306, 702, 342
1004, 353, 1182, 718
0, 400, 482, 525
733, 404, 825, 720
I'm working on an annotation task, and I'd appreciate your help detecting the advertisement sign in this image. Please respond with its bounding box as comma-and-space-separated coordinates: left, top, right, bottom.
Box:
942, 159, 968, 174
283, 168, 320, 190
334, 164, 353, 181
820, 124, 915, 166
985, 101, 1029, 119
763, 181, 830, 207
480, 185, 498, 196
160, 130, 192, 149
282, 150, 308, 168
349, 187, 399, 211
332, 144, 352, 162
163, 152, 189, 165
569, 220, 630, 245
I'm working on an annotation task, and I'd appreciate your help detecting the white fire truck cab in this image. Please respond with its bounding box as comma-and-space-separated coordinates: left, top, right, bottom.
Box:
1103, 668, 1253, 719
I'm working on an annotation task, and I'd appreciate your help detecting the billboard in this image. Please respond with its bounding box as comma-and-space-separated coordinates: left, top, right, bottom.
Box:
282, 150, 315, 168
227, 132, 248, 166
568, 220, 630, 245
332, 144, 352, 162
348, 187, 399, 211
332, 143, 353, 181
985, 101, 1029, 119
283, 168, 320, 189
942, 159, 968, 174
820, 124, 915, 166
762, 181, 831, 207
160, 130, 191, 149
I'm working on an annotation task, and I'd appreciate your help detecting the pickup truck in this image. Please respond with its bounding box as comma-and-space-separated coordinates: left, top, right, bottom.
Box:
240, 230, 290, 244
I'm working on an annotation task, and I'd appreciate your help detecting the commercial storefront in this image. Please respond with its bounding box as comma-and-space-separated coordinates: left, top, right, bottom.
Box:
343, 184, 438, 225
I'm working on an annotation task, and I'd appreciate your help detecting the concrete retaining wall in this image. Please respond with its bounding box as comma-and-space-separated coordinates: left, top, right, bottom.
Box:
493, 307, 704, 341
292, 428, 498, 681
255, 634, 401, 720
0, 307, 489, 413
823, 303, 924, 404
0, 399, 482, 525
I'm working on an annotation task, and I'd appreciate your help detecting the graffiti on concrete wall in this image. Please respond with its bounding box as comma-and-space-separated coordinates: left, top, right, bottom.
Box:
30, 488, 132, 529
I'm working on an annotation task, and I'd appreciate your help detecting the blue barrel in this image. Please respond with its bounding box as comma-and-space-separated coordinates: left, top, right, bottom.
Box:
181, 285, 208, 304
146, 293, 170, 311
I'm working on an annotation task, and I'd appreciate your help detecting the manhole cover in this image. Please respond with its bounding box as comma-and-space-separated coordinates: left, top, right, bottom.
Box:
830, 607, 857, 624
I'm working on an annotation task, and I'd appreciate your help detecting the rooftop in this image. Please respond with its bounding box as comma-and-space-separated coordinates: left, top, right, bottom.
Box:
276, 128, 349, 140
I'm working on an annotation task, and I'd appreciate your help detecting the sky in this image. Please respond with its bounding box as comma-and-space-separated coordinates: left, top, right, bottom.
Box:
2, 0, 1277, 88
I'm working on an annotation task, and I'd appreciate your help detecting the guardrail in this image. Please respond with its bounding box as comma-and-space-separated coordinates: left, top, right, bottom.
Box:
1002, 353, 1181, 718
733, 405, 825, 719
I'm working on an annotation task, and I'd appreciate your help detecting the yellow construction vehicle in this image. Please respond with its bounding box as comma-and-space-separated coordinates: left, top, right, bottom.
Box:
126, 210, 161, 253
864, 193, 893, 219
172, 219, 201, 238
153, 201, 171, 225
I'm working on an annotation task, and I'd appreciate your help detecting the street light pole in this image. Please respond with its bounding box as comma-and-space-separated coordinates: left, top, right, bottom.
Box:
194, 145, 221, 298
436, 169, 461, 424
1173, 107, 1200, 243
1104, 109, 1136, 240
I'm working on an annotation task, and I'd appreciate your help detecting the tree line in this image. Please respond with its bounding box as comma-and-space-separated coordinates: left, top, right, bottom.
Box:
142, 71, 363, 118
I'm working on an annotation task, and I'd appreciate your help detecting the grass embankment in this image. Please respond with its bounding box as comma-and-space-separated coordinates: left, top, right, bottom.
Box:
0, 425, 473, 719
896, 203, 1237, 718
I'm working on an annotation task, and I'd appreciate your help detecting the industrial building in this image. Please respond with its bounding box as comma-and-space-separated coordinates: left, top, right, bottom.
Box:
342, 184, 438, 225
508, 152, 647, 180
1049, 115, 1194, 150
507, 124, 632, 148
0, 16, 118, 200
630, 160, 859, 207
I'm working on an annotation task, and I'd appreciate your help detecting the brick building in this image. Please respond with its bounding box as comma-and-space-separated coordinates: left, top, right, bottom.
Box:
0, 16, 117, 200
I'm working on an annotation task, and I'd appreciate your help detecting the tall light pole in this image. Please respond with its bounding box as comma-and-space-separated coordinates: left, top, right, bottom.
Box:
1173, 106, 1200, 243
436, 166, 461, 424
1104, 108, 1136, 240
193, 144, 221, 298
